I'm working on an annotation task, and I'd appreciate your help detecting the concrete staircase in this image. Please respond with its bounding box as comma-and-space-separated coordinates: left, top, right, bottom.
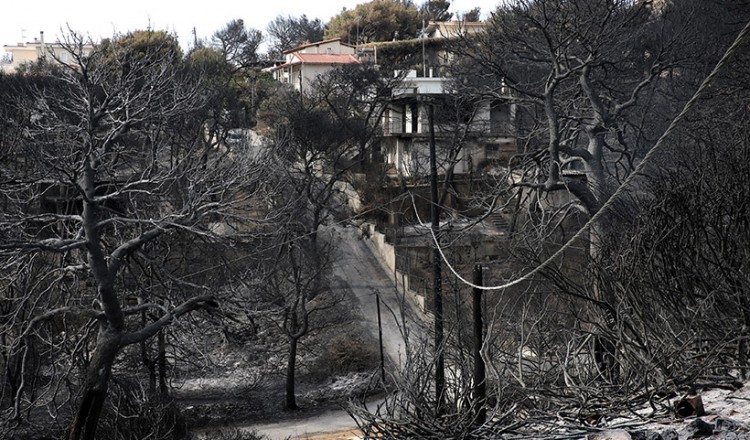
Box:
487, 212, 510, 231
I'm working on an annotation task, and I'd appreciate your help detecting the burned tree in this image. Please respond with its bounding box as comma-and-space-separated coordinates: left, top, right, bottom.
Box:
0, 29, 263, 439
446, 0, 688, 378
259, 64, 398, 242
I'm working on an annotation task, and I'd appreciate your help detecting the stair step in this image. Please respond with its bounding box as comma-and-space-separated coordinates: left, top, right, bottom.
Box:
487, 213, 509, 230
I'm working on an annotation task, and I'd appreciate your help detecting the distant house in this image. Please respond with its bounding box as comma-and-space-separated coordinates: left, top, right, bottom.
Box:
369, 21, 517, 179
422, 20, 486, 39
1, 31, 94, 73
381, 70, 516, 179
265, 22, 518, 181
270, 38, 359, 93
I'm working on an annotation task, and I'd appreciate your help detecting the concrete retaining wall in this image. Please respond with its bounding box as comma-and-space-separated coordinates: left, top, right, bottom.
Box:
365, 224, 425, 312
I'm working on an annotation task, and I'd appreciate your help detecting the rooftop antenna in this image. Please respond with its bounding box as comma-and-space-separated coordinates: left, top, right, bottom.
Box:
21, 29, 28, 42
422, 19, 426, 77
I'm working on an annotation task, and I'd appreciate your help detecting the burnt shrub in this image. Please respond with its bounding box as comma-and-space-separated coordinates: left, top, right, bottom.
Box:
308, 334, 380, 381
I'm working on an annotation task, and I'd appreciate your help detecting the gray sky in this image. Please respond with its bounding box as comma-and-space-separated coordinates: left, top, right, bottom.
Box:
2, 0, 499, 54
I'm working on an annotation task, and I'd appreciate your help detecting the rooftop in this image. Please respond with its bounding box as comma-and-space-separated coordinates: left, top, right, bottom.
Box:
282, 38, 355, 55
271, 53, 359, 71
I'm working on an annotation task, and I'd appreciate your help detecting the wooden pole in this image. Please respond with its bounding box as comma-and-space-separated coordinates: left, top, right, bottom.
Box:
472, 265, 486, 425
376, 292, 386, 382
428, 101, 445, 413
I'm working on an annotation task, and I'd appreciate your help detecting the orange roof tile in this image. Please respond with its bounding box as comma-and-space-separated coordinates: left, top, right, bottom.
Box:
271, 53, 360, 71
294, 53, 359, 64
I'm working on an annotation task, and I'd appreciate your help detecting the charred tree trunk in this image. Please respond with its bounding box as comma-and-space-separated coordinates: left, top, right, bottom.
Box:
71, 159, 125, 440
140, 309, 156, 396
286, 337, 298, 410
472, 265, 486, 426
69, 327, 121, 440
158, 329, 168, 398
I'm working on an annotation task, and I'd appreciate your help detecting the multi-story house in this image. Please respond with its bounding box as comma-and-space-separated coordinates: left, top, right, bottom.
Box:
422, 20, 487, 39
381, 70, 516, 180
265, 22, 518, 207
371, 21, 517, 181
2, 31, 94, 73
270, 38, 359, 93
266, 22, 518, 208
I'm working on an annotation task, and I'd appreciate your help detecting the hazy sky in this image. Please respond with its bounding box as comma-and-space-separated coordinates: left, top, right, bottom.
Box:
2, 0, 499, 54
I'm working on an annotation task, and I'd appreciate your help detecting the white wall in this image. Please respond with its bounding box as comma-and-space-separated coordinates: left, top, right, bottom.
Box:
300, 64, 331, 92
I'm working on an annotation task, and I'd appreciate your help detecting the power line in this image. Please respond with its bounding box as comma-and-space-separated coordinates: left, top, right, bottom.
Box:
413, 18, 750, 292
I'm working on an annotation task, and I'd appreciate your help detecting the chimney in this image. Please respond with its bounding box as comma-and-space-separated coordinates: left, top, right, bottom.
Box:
40, 31, 46, 60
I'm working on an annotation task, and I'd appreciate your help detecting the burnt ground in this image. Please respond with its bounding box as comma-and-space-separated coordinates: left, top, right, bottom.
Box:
176, 370, 380, 432
171, 225, 404, 437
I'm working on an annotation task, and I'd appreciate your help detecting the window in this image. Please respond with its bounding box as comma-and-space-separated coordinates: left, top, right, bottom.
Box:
410, 103, 419, 133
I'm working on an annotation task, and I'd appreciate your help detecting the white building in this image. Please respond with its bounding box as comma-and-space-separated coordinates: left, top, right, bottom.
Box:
270, 38, 359, 93
382, 71, 516, 179
2, 31, 94, 73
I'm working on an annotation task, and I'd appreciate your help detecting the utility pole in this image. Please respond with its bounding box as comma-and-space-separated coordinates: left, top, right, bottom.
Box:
376, 290, 386, 382
472, 265, 486, 425
427, 99, 445, 413
422, 20, 427, 78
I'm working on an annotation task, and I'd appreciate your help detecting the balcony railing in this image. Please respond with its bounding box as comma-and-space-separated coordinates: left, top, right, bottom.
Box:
382, 117, 514, 137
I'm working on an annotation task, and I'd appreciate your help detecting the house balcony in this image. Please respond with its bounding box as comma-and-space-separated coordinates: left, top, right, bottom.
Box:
471, 120, 516, 138
382, 116, 426, 137
382, 117, 514, 138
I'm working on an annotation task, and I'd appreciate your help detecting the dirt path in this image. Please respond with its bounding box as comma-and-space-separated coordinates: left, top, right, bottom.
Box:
243, 407, 360, 440
236, 397, 385, 440
238, 225, 420, 439
330, 225, 422, 368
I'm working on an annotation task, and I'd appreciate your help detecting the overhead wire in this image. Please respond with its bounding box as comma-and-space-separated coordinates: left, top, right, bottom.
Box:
414, 18, 750, 292
174, 18, 750, 288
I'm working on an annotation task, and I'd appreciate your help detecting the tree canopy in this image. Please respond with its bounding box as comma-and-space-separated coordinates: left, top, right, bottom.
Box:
325, 0, 424, 43
99, 29, 183, 66
211, 19, 263, 72
266, 14, 325, 58
461, 6, 481, 21
0, 28, 265, 439
421, 0, 453, 21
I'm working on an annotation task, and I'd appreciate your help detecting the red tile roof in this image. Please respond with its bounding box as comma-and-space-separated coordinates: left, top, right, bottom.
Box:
271, 53, 359, 71
295, 53, 359, 64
